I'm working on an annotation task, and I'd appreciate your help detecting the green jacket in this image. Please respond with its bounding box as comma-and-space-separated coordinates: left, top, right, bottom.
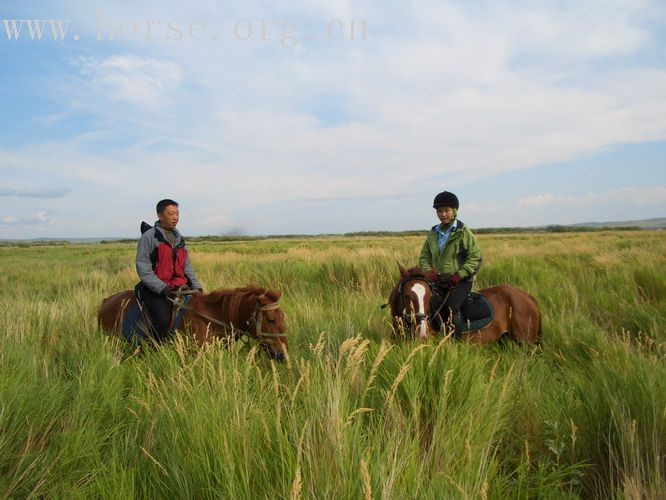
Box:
418, 220, 482, 281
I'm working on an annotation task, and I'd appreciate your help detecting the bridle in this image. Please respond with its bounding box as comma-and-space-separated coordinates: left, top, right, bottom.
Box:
395, 275, 431, 327
168, 292, 287, 345
245, 301, 286, 343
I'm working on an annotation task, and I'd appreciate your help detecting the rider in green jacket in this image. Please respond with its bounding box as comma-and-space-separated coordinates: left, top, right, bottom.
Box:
419, 191, 482, 337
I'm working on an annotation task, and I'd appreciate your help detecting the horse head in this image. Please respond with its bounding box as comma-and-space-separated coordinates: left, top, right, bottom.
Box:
181, 287, 288, 361
250, 289, 288, 362
389, 264, 433, 340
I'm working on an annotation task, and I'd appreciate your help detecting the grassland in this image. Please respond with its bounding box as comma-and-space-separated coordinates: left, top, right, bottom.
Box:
0, 231, 664, 498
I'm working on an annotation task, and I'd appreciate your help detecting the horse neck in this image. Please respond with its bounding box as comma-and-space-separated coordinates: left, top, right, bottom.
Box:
192, 289, 258, 327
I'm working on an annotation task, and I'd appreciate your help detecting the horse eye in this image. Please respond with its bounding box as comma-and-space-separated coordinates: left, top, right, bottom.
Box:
268, 319, 276, 324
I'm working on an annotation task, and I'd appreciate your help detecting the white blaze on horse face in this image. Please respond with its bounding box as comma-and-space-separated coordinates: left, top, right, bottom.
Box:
411, 283, 428, 339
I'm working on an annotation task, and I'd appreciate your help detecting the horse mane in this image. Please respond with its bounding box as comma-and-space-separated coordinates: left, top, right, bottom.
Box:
204, 286, 266, 299
199, 286, 267, 325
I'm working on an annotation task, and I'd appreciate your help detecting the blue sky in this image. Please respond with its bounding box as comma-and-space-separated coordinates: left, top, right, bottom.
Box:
1, 0, 665, 238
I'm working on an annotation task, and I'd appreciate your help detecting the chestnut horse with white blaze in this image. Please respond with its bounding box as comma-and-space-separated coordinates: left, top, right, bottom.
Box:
388, 265, 541, 344
98, 286, 288, 360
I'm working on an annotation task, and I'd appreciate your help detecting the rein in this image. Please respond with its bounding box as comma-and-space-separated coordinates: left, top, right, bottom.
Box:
167, 294, 286, 343
429, 285, 451, 321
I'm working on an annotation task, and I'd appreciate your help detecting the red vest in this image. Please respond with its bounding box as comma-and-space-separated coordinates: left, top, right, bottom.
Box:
153, 237, 189, 288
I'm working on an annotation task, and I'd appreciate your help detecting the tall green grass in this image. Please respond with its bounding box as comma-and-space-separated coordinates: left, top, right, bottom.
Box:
0, 231, 664, 498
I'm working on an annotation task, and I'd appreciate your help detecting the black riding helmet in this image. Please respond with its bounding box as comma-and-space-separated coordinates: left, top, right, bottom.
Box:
433, 191, 459, 209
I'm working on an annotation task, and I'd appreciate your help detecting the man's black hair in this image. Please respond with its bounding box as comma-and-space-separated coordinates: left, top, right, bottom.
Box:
156, 199, 179, 214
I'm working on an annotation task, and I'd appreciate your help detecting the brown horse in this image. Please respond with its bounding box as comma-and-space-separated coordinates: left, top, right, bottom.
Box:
98, 286, 288, 360
388, 265, 541, 344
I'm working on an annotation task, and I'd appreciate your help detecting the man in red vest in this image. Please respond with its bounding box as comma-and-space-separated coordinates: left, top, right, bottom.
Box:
135, 199, 203, 341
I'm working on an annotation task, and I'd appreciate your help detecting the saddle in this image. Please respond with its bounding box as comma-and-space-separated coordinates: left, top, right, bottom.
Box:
122, 288, 192, 342
456, 292, 493, 333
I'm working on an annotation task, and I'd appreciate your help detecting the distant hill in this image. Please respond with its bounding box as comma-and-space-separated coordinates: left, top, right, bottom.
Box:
569, 217, 666, 229
456, 217, 666, 234
0, 237, 132, 246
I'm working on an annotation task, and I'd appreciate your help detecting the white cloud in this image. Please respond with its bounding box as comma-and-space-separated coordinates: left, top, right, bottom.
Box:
503, 5, 650, 59
0, 187, 70, 199
519, 193, 573, 207
519, 187, 666, 207
77, 54, 182, 108
1, 211, 51, 226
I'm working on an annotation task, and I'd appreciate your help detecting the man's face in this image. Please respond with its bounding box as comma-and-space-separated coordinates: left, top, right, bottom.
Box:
158, 205, 179, 230
436, 206, 454, 225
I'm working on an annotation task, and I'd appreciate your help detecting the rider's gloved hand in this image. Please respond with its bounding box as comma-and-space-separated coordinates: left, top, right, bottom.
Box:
159, 286, 172, 298
448, 273, 462, 288
424, 270, 438, 282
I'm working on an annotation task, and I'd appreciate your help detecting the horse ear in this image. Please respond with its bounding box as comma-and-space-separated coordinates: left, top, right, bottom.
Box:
397, 262, 408, 277
265, 290, 282, 302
